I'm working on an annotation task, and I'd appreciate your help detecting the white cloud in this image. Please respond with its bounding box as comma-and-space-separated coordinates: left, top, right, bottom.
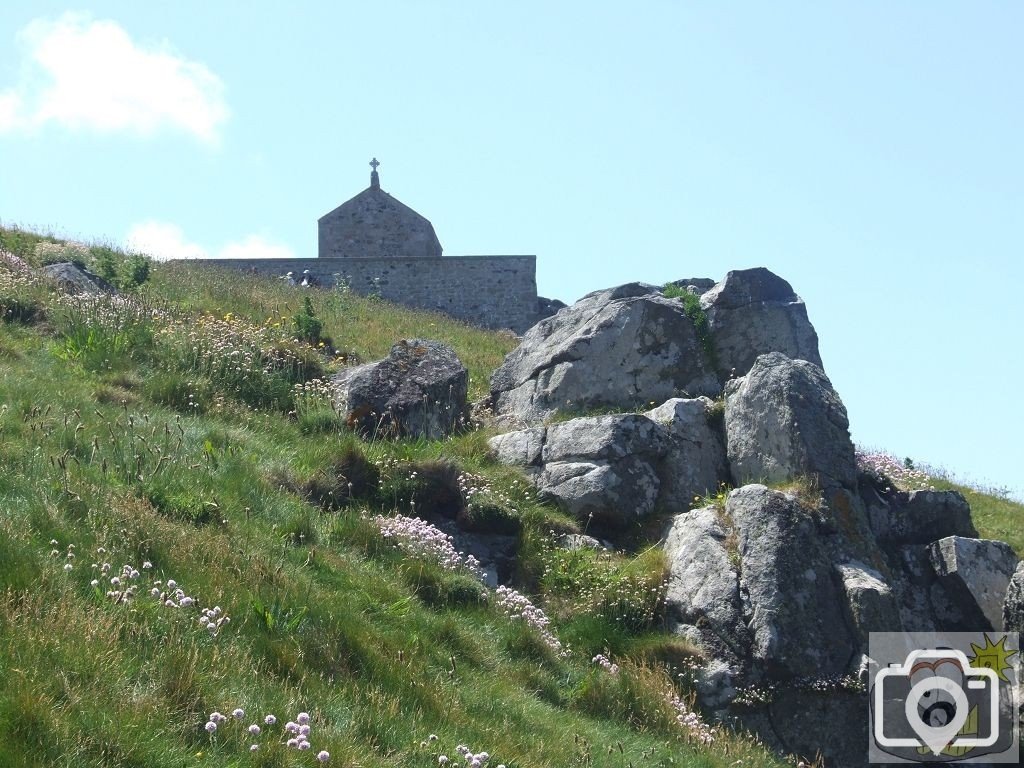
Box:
125, 221, 208, 260
126, 221, 296, 261
0, 12, 228, 144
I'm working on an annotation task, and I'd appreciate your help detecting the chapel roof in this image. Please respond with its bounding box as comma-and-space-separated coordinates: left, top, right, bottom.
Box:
318, 159, 443, 259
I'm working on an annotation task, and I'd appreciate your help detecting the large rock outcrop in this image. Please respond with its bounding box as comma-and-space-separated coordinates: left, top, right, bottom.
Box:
490, 269, 827, 425
701, 267, 821, 380
490, 284, 720, 423
662, 482, 1020, 767
725, 352, 856, 489
489, 398, 727, 527
331, 339, 468, 440
484, 268, 1020, 768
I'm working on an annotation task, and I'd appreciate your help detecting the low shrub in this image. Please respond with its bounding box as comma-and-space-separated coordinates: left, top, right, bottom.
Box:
88, 246, 151, 290
90, 246, 120, 282
292, 296, 324, 344
118, 254, 151, 290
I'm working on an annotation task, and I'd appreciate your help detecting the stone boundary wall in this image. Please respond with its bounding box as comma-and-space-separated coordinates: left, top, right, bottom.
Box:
194, 256, 538, 333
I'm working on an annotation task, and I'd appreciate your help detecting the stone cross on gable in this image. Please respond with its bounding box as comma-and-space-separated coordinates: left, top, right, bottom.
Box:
369, 157, 381, 189
369, 158, 380, 172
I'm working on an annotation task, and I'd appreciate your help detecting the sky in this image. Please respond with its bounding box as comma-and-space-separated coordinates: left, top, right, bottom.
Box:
1, 3, 1021, 499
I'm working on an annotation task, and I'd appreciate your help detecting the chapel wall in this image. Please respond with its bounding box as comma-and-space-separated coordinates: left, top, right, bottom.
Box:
200, 256, 538, 333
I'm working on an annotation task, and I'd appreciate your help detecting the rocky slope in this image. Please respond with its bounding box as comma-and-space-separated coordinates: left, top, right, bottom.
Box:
484, 268, 1021, 767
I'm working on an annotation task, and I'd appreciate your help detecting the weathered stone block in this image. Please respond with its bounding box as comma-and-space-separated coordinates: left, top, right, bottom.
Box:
927, 536, 1019, 630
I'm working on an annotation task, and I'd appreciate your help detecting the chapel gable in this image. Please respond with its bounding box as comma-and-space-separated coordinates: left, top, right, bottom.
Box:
317, 159, 443, 259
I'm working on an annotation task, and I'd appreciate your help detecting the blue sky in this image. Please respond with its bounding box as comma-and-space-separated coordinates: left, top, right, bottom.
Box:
1, 3, 1021, 499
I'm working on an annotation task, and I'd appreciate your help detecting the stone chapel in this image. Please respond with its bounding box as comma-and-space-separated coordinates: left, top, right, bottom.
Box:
203, 159, 550, 333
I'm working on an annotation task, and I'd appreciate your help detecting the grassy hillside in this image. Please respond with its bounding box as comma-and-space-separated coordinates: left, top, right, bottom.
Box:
1, 227, 1020, 768
0, 230, 790, 768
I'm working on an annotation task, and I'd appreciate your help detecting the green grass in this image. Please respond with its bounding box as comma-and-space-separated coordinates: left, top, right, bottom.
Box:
0, 228, 793, 768
143, 261, 516, 402
930, 477, 1024, 555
